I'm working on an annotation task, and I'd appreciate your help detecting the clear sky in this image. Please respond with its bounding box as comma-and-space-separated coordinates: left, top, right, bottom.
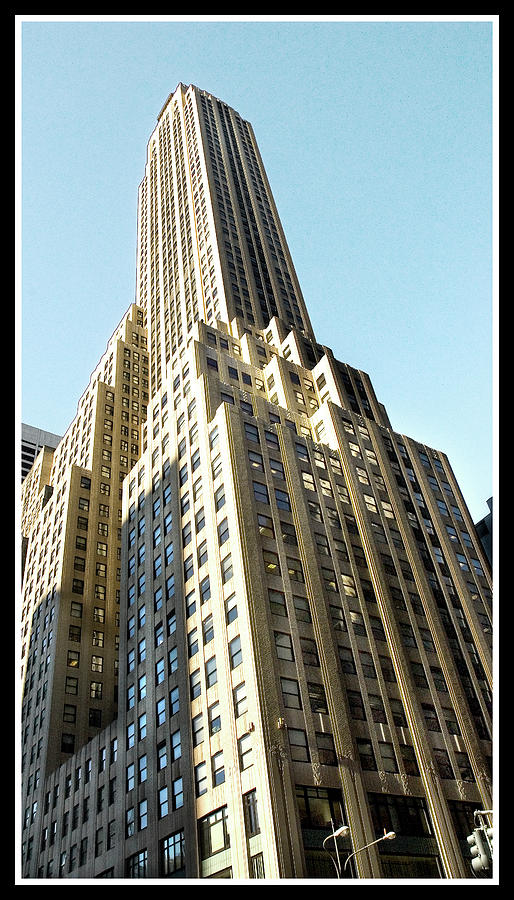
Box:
18, 16, 496, 522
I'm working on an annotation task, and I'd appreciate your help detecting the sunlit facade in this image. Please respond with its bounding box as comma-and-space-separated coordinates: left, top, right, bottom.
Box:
20, 85, 493, 880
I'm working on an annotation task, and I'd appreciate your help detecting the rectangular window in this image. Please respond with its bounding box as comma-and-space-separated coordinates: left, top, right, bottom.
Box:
288, 728, 310, 762
161, 831, 185, 877
253, 481, 269, 504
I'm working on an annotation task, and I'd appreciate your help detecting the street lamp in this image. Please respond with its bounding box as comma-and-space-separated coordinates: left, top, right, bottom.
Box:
343, 829, 396, 877
322, 823, 351, 878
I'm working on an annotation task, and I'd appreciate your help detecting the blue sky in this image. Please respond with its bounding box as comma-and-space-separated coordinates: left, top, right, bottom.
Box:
18, 16, 496, 522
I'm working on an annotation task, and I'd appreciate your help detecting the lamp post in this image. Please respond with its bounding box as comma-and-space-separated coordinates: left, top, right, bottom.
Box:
342, 829, 396, 877
322, 822, 350, 878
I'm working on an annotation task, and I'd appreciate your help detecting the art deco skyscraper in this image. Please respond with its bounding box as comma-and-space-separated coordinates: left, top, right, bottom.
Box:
20, 84, 493, 881
135, 84, 315, 396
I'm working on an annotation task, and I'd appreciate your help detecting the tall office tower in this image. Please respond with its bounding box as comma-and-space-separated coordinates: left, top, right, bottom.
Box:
20, 86, 493, 881
135, 83, 315, 399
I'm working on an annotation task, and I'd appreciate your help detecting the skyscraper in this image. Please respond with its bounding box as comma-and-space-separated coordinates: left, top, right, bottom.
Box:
20, 84, 493, 881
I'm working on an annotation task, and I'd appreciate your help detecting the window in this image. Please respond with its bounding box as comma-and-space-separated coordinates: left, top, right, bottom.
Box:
203, 615, 214, 644
369, 694, 387, 724
357, 738, 376, 771
400, 744, 420, 776
239, 734, 253, 770
258, 513, 274, 538
399, 621, 417, 648
293, 595, 311, 623
301, 636, 319, 667
188, 628, 199, 658
192, 713, 203, 748
442, 707, 461, 736
308, 682, 328, 714
138, 754, 147, 783
248, 450, 264, 471
269, 458, 285, 479
233, 682, 247, 718
379, 742, 398, 773
221, 555, 233, 583
184, 554, 194, 581
156, 697, 166, 726
347, 689, 366, 720
253, 481, 269, 504
218, 518, 229, 546
209, 701, 221, 735
369, 616, 386, 641
302, 471, 316, 492
200, 576, 211, 604
389, 697, 407, 727
226, 592, 238, 624
245, 422, 259, 443
161, 830, 185, 877
172, 777, 184, 810
455, 751, 474, 782
411, 661, 428, 689
197, 540, 208, 567
422, 703, 441, 732
350, 610, 366, 636
170, 686, 180, 715
269, 589, 287, 617
137, 798, 148, 831
368, 792, 432, 839
419, 627, 435, 652
341, 574, 357, 596
190, 669, 201, 700
199, 807, 230, 860
431, 666, 448, 693
195, 762, 208, 797
167, 730, 180, 763
434, 748, 454, 779
289, 728, 310, 762
274, 631, 294, 661
229, 636, 242, 669
206, 656, 217, 688
281, 677, 302, 709
212, 751, 225, 786
287, 558, 304, 582
316, 732, 337, 765
244, 790, 260, 839
359, 651, 377, 679
158, 787, 169, 818
281, 521, 297, 545
263, 549, 280, 575
275, 489, 291, 511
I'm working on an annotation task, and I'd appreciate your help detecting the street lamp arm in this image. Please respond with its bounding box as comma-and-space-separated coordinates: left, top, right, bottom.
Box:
324, 848, 342, 880
322, 826, 349, 850
343, 831, 396, 875
342, 846, 361, 875
322, 824, 350, 878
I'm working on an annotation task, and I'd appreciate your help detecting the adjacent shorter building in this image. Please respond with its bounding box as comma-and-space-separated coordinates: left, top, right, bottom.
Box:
22, 424, 62, 482
21, 305, 147, 778
475, 499, 493, 569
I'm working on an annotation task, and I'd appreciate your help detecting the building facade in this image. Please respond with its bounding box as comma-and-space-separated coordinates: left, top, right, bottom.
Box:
22, 424, 62, 482
475, 498, 493, 569
20, 84, 493, 881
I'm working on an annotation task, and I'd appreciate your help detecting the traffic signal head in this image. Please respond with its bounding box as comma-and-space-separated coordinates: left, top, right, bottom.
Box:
467, 827, 490, 875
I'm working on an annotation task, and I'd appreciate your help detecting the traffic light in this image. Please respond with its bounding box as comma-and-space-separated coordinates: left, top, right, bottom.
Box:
467, 827, 491, 875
